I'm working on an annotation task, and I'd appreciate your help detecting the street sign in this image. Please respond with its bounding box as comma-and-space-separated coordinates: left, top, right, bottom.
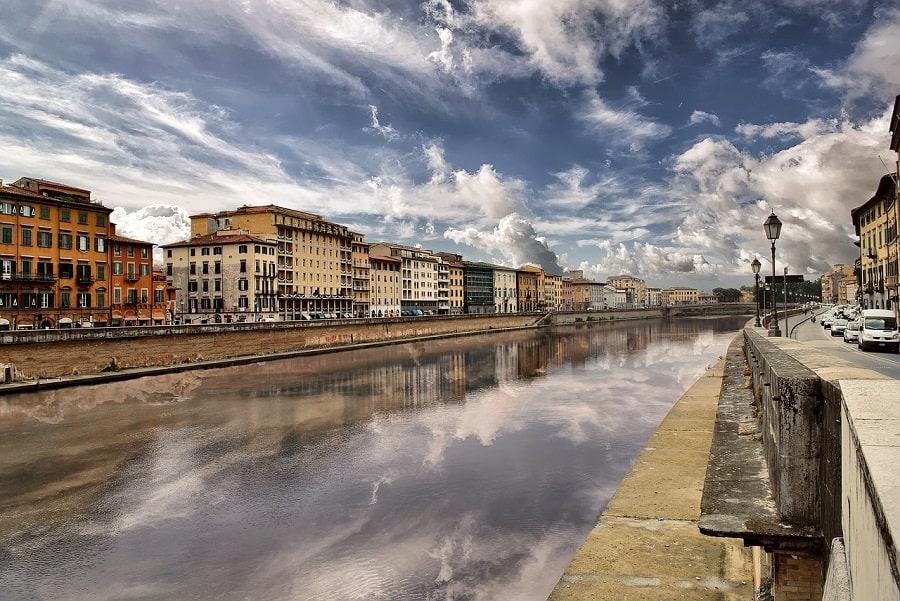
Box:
764, 274, 804, 284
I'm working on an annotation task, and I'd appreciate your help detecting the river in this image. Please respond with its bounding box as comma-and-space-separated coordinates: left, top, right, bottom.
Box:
0, 316, 747, 600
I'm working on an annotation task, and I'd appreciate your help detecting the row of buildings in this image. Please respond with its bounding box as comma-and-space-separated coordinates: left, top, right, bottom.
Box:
0, 176, 719, 329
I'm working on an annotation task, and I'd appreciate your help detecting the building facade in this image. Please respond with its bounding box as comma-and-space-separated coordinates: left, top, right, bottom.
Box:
351, 232, 371, 318
369, 254, 401, 317
852, 174, 897, 311
109, 225, 160, 326
164, 232, 278, 323
1, 178, 114, 329
607, 274, 647, 308
661, 287, 699, 305
463, 261, 495, 314
494, 265, 518, 313
191, 205, 354, 318
370, 242, 440, 314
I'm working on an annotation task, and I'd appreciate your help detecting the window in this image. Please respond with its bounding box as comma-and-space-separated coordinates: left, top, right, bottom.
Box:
214, 279, 221, 292
126, 263, 135, 280
114, 244, 121, 256
202, 262, 209, 275
59, 232, 72, 250
39, 292, 53, 309
154, 289, 164, 303
19, 205, 35, 217
166, 263, 173, 276
141, 288, 149, 303
96, 290, 106, 307
189, 262, 196, 275
240, 259, 247, 273
40, 206, 50, 219
238, 278, 249, 291
141, 247, 148, 258
78, 212, 88, 225
201, 247, 210, 256
238, 296, 249, 309
37, 261, 53, 279
96, 264, 106, 280
127, 288, 137, 303
76, 235, 90, 252
20, 228, 32, 246
202, 280, 209, 292
59, 263, 74, 279
60, 209, 70, 222
214, 261, 221, 275
76, 264, 92, 281
213, 247, 222, 255
95, 237, 106, 252
20, 258, 31, 276
77, 292, 91, 308
96, 214, 106, 227
239, 245, 248, 254
114, 288, 122, 304
167, 249, 172, 258
127, 246, 134, 258
1, 225, 12, 244
140, 263, 150, 276
37, 230, 52, 247
112, 261, 123, 275
187, 281, 198, 292
189, 248, 195, 256
201, 298, 211, 310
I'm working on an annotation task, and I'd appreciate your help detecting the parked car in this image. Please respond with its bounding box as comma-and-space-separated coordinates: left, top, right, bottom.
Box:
830, 317, 848, 337
821, 312, 835, 329
843, 320, 860, 343
858, 309, 900, 353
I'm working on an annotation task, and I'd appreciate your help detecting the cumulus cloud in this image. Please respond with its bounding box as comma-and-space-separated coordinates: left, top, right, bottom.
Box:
445, 213, 564, 274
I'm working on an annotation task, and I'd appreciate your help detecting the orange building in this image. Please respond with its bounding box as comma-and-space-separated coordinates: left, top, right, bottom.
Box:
0, 178, 113, 329
108, 225, 161, 326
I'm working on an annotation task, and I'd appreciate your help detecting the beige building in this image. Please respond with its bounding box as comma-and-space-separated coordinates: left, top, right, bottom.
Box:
370, 242, 441, 314
494, 265, 518, 313
369, 254, 401, 317
607, 274, 646, 308
190, 205, 355, 318
661, 286, 699, 305
164, 232, 277, 323
351, 232, 370, 318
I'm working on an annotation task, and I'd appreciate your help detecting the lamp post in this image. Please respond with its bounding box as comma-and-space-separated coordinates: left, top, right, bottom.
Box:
751, 257, 761, 327
764, 210, 783, 337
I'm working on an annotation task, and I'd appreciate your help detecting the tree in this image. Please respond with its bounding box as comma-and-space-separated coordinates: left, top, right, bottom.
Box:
712, 287, 742, 302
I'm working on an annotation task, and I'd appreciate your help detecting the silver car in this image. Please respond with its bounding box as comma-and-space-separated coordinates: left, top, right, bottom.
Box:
843, 320, 860, 343
830, 317, 848, 336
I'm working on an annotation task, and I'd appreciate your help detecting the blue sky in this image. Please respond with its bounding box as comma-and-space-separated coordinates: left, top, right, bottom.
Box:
1, 1, 899, 291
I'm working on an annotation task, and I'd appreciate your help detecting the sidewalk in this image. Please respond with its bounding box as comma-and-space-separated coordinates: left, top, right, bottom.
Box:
548, 354, 754, 600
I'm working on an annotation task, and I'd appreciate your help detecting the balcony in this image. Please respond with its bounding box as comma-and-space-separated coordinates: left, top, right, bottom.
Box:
1, 272, 57, 283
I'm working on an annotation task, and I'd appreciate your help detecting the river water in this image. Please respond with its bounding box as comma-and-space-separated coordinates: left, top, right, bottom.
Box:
0, 316, 746, 601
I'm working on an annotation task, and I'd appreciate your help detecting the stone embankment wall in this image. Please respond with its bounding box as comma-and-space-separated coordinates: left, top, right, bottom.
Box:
1, 314, 546, 379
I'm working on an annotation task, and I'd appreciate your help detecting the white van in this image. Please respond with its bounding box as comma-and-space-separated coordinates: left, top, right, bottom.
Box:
857, 309, 899, 353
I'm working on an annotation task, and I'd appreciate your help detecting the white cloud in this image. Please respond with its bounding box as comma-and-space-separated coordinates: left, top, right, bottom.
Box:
577, 90, 671, 148
689, 110, 721, 127
444, 213, 563, 273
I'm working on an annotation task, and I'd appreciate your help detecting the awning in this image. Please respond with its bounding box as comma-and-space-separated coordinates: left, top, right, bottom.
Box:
58, 317, 73, 324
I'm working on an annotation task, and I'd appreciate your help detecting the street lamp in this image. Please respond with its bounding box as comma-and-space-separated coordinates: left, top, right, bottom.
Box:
764, 210, 783, 337
751, 257, 761, 327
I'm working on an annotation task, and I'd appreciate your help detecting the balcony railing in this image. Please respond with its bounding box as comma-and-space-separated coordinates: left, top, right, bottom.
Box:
0, 272, 58, 283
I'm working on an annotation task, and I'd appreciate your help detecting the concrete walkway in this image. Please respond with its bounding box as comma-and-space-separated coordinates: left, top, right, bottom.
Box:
548, 355, 755, 600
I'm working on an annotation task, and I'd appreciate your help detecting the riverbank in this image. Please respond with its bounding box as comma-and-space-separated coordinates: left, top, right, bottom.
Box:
548, 333, 754, 600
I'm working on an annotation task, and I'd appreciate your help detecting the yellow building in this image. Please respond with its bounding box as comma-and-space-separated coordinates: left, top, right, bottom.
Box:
190, 205, 354, 318
517, 265, 542, 312
369, 254, 401, 317
852, 174, 897, 311
0, 178, 114, 329
661, 287, 699, 305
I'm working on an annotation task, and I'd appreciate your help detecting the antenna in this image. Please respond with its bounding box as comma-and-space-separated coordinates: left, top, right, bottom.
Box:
877, 155, 899, 185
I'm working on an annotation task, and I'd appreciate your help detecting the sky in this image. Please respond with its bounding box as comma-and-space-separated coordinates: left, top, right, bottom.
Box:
1, 0, 899, 291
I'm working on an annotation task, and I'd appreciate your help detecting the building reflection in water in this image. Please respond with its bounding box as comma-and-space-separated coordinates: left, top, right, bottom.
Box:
0, 316, 748, 601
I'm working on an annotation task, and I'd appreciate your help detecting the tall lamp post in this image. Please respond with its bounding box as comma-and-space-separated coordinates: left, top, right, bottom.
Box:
751, 257, 761, 327
764, 210, 783, 337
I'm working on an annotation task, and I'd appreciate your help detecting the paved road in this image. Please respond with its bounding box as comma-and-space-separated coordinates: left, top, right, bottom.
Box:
787, 310, 900, 379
